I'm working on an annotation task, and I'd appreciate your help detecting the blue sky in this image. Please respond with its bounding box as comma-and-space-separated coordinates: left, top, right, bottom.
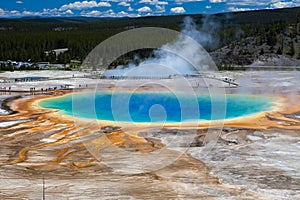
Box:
0, 0, 299, 18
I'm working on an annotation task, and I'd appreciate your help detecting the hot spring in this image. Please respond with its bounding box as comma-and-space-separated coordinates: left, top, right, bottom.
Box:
39, 92, 274, 123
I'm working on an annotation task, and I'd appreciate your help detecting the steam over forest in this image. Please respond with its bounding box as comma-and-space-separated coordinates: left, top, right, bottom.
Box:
0, 6, 299, 69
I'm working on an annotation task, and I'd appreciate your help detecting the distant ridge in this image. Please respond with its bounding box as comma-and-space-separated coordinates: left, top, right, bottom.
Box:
0, 6, 299, 68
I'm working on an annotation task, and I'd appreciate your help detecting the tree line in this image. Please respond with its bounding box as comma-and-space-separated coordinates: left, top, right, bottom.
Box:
0, 7, 299, 69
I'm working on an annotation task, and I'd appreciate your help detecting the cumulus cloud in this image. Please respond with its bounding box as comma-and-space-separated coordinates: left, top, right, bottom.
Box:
175, 0, 204, 5
42, 8, 61, 16
22, 11, 40, 16
117, 11, 129, 16
227, 0, 272, 6
65, 9, 74, 15
137, 6, 152, 12
104, 0, 133, 2
98, 2, 112, 7
271, 1, 294, 9
10, 10, 20, 14
16, 1, 23, 4
81, 10, 102, 16
227, 0, 300, 10
170, 6, 186, 13
156, 5, 166, 13
210, 0, 226, 3
228, 6, 255, 12
80, 8, 139, 18
0, 7, 75, 17
118, 2, 130, 6
0, 9, 20, 17
139, 0, 168, 5
0, 8, 5, 16
59, 1, 111, 11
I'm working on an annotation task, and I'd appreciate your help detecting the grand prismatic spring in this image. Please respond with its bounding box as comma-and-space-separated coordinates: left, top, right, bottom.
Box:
39, 92, 274, 123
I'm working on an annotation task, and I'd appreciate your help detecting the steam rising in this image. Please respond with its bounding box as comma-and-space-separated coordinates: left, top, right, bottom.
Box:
104, 16, 218, 77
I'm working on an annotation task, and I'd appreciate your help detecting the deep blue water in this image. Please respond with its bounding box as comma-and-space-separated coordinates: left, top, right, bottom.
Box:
39, 92, 274, 123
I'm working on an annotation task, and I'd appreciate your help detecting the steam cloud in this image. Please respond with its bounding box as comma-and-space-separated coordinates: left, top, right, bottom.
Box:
104, 16, 218, 77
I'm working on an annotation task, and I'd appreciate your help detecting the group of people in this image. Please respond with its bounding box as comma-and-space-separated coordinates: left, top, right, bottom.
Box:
0, 83, 89, 94
78, 84, 88, 88
30, 85, 71, 93
0, 86, 11, 91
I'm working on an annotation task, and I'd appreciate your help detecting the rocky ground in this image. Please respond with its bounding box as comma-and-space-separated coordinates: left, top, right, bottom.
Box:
0, 71, 299, 199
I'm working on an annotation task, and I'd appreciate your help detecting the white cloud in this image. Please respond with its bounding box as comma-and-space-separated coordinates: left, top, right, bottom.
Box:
16, 1, 23, 4
0, 9, 21, 17
0, 8, 5, 16
227, 0, 272, 6
117, 11, 128, 16
175, 0, 204, 5
42, 8, 61, 16
65, 9, 74, 15
170, 6, 186, 13
137, 6, 152, 12
228, 6, 255, 12
0, 7, 76, 17
10, 10, 21, 16
98, 2, 112, 7
81, 8, 138, 18
210, 0, 226, 3
156, 5, 166, 12
139, 0, 168, 5
103, 0, 133, 2
114, 11, 139, 18
118, 2, 130, 6
60, 1, 96, 10
227, 0, 300, 10
107, 9, 114, 13
81, 10, 102, 16
59, 1, 111, 11
271, 1, 294, 8
128, 6, 134, 11
22, 11, 42, 16
144, 12, 153, 16
206, 5, 212, 8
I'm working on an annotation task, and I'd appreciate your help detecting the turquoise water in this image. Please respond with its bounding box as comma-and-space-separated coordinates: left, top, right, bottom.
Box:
39, 92, 274, 123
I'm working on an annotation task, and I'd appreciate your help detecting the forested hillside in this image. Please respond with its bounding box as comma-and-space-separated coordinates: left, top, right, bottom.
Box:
0, 6, 299, 68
